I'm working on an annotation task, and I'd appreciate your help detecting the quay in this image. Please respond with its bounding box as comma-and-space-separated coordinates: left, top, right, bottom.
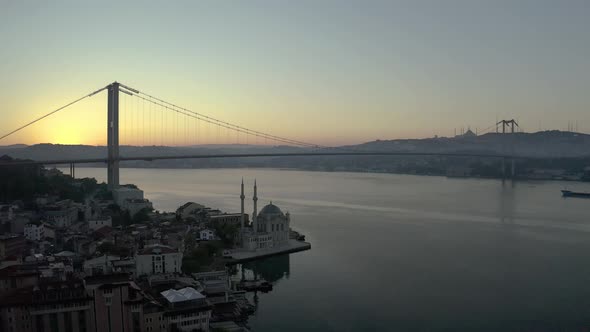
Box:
227, 240, 311, 264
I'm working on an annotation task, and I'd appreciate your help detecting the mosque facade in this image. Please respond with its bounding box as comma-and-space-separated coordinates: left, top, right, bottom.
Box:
238, 180, 291, 251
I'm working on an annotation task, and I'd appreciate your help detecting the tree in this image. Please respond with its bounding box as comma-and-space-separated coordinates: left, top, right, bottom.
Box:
133, 208, 152, 224
213, 223, 239, 247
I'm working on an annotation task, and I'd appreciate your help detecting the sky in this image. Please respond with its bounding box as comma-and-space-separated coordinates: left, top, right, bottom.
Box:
1, 0, 589, 146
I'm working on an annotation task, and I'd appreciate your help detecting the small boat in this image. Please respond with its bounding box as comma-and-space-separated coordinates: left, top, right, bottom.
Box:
561, 190, 590, 198
237, 279, 273, 292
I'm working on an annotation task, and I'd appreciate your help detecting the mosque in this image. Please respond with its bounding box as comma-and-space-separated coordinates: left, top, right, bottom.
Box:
238, 179, 291, 251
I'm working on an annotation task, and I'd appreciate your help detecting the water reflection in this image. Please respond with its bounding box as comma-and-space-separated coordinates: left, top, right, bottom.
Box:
499, 180, 516, 224
229, 255, 292, 322
235, 254, 291, 284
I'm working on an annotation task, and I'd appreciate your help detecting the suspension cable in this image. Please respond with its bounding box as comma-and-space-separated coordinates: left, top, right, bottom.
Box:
0, 85, 108, 141
129, 92, 323, 148
121, 83, 324, 149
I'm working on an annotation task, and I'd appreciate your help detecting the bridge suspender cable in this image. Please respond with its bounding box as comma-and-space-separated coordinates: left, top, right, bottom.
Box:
120, 83, 325, 149
0, 85, 108, 141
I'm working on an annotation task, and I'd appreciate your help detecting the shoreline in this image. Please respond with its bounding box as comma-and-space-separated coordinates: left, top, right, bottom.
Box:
60, 165, 590, 184
226, 240, 311, 264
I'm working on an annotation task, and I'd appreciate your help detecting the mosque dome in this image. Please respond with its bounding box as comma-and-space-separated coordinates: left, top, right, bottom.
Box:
258, 202, 284, 217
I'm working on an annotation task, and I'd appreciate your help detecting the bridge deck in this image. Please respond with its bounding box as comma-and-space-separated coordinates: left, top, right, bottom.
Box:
0, 151, 514, 166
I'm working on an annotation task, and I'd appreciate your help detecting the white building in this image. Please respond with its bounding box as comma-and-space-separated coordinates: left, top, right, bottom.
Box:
135, 244, 182, 276
199, 229, 216, 241
88, 216, 113, 231
113, 187, 153, 217
24, 222, 44, 241
239, 180, 291, 251
160, 287, 211, 332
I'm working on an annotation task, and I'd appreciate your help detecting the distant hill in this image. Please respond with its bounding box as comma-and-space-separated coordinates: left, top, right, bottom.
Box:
0, 144, 28, 149
1, 131, 589, 170
345, 131, 590, 158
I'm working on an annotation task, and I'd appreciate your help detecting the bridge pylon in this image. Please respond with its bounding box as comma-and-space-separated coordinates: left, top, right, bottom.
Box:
496, 119, 519, 178
107, 82, 120, 190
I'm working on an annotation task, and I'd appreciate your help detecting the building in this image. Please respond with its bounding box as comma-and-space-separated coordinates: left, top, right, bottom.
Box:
113, 187, 145, 206
88, 216, 112, 231
135, 244, 182, 276
160, 287, 211, 332
209, 213, 243, 227
120, 199, 153, 217
113, 187, 153, 217
199, 229, 216, 241
0, 273, 212, 332
43, 223, 56, 240
0, 204, 16, 221
83, 255, 122, 276
0, 234, 25, 260
44, 205, 78, 228
239, 180, 291, 251
85, 273, 145, 332
24, 222, 44, 241
9, 212, 32, 234
0, 279, 94, 332
0, 265, 40, 292
194, 270, 231, 299
176, 202, 205, 220
455, 127, 477, 138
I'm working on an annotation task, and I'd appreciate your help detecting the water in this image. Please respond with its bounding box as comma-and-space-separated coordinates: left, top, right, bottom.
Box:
71, 167, 590, 331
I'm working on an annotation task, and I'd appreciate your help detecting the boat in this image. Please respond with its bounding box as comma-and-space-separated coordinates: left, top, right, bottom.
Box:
561, 190, 590, 198
290, 229, 306, 241
237, 279, 273, 292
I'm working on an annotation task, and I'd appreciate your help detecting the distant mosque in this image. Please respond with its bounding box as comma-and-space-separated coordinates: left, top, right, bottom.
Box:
239, 179, 291, 251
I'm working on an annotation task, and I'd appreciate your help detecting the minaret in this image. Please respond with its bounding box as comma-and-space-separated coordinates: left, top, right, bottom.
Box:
240, 178, 245, 232
253, 179, 258, 234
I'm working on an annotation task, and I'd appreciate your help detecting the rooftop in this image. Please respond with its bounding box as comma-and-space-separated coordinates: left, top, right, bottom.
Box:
85, 272, 130, 285
139, 244, 177, 255
160, 287, 205, 303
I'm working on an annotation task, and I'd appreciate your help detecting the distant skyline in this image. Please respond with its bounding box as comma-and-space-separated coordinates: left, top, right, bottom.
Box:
1, 1, 590, 146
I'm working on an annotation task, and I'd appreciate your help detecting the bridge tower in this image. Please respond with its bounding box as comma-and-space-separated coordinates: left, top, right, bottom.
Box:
107, 82, 120, 189
496, 119, 519, 179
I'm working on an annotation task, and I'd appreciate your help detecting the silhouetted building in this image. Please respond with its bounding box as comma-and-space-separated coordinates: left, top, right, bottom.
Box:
0, 279, 94, 332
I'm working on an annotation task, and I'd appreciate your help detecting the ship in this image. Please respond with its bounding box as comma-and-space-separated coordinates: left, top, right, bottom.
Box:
561, 190, 590, 198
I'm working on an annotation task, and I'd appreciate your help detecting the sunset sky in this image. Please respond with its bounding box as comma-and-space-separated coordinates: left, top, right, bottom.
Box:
1, 1, 590, 146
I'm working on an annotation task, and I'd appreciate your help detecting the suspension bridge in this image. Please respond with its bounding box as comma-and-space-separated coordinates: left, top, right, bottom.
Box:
0, 81, 518, 188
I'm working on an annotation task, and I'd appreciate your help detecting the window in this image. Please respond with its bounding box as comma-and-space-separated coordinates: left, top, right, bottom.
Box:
64, 311, 73, 332
50, 313, 58, 332
79, 311, 86, 332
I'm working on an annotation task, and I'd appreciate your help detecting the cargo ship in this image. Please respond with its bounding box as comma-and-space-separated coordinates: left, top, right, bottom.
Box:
561, 190, 590, 198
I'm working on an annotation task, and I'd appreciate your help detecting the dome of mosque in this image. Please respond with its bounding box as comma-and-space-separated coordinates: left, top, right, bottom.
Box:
258, 202, 284, 217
